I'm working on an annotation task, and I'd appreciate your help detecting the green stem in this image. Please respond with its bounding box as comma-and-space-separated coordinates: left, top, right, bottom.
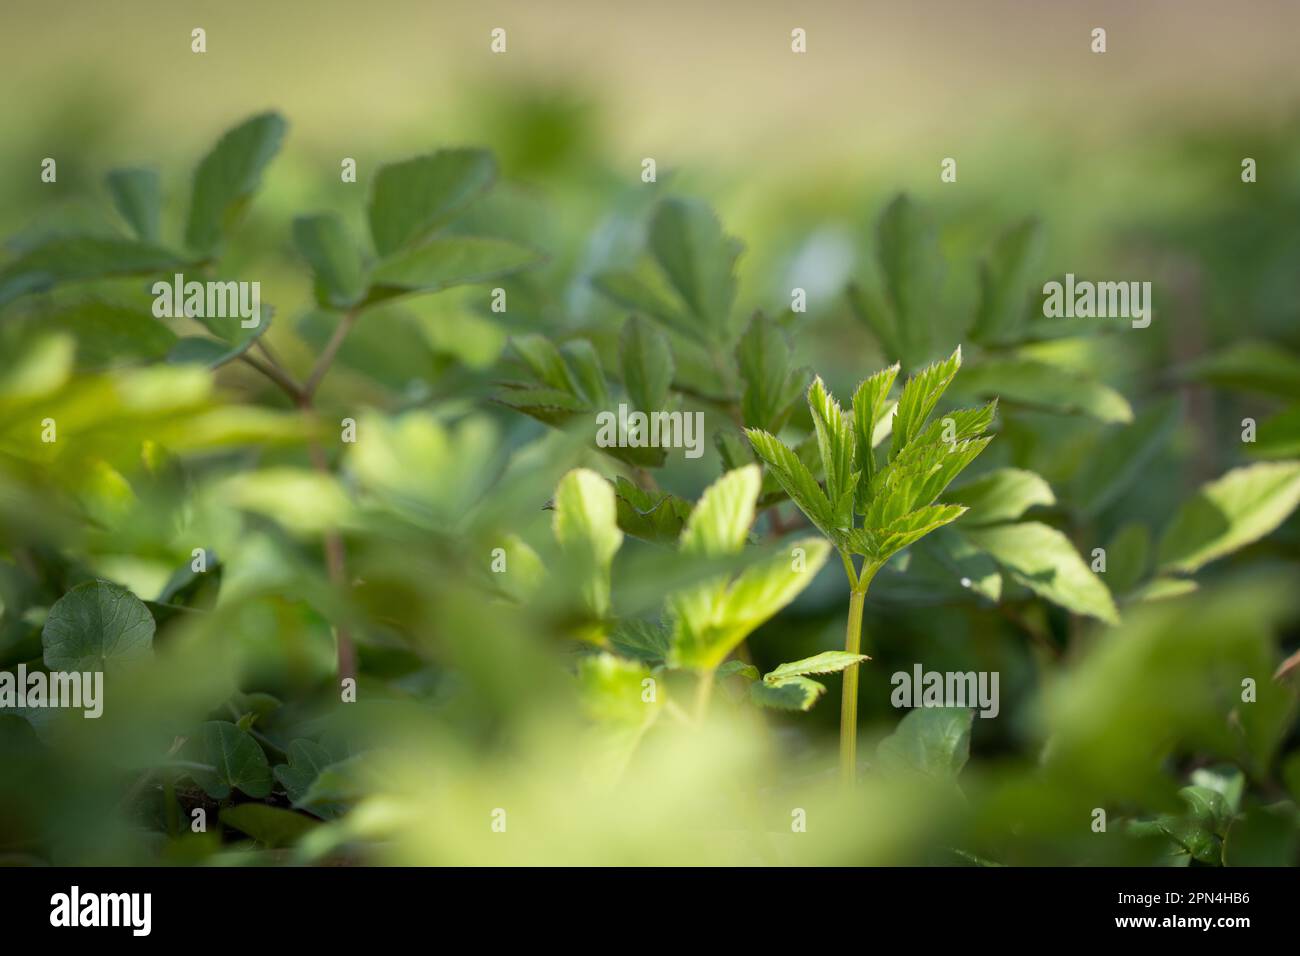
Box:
839, 559, 878, 788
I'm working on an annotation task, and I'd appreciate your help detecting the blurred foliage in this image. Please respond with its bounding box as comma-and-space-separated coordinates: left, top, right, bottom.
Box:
2, 87, 1300, 868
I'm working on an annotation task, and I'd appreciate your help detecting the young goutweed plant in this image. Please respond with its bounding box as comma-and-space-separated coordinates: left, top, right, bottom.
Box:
745, 346, 995, 785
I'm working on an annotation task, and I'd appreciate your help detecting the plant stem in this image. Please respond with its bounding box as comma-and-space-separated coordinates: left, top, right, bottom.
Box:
839, 558, 878, 788
303, 308, 359, 400
694, 668, 715, 723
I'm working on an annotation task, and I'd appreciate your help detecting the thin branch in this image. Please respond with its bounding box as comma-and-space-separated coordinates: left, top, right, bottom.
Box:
303, 308, 359, 401
240, 353, 303, 402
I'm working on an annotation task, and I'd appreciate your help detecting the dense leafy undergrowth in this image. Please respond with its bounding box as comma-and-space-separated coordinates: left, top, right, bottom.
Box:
2, 112, 1299, 865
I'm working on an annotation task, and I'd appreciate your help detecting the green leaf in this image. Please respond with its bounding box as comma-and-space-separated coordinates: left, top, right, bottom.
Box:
368, 236, 541, 300
512, 334, 579, 394
1070, 398, 1180, 517
560, 340, 610, 408
1157, 461, 1300, 574
1181, 340, 1300, 400
954, 357, 1132, 423
577, 653, 660, 728
273, 739, 335, 805
613, 477, 692, 544
41, 579, 155, 671
970, 218, 1044, 344
745, 428, 835, 535
876, 707, 973, 781
679, 465, 760, 557
219, 804, 320, 848
807, 377, 858, 526
717, 659, 760, 681
943, 468, 1055, 526
368, 148, 496, 257
736, 314, 807, 431
0, 236, 185, 308
292, 213, 366, 308
187, 720, 273, 800
852, 363, 900, 487
590, 268, 694, 340
1252, 404, 1300, 460
1105, 522, 1151, 595
105, 168, 162, 242
889, 347, 962, 459
620, 316, 674, 413
749, 676, 826, 711
647, 198, 742, 344
962, 521, 1119, 623
848, 195, 943, 368
609, 619, 672, 663
39, 298, 177, 367
765, 650, 868, 681
185, 112, 287, 255
553, 469, 624, 621
850, 504, 968, 563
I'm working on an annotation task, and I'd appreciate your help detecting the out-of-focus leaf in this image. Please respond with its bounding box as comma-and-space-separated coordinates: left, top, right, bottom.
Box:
876, 707, 972, 781
553, 468, 623, 623
1071, 398, 1180, 518
0, 237, 185, 308
1182, 340, 1300, 400
293, 213, 366, 308
646, 197, 742, 345
943, 468, 1055, 526
105, 168, 162, 242
368, 148, 495, 256
750, 676, 826, 711
955, 357, 1133, 423
621, 316, 674, 414
1157, 461, 1300, 573
219, 804, 320, 848
1105, 522, 1151, 595
736, 313, 807, 432
678, 464, 759, 557
368, 237, 541, 301
970, 217, 1044, 344
185, 112, 287, 255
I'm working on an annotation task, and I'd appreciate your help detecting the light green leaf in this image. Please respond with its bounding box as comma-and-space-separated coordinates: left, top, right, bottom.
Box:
105, 168, 162, 242
876, 707, 973, 781
187, 720, 273, 799
185, 112, 287, 255
889, 346, 962, 459
367, 148, 496, 256
717, 660, 760, 681
620, 316, 674, 413
943, 468, 1055, 525
745, 428, 835, 534
765, 650, 868, 682
293, 213, 366, 308
41, 579, 155, 671
963, 521, 1119, 623
678, 465, 760, 557
577, 653, 660, 727
554, 469, 624, 621
368, 236, 540, 300
749, 676, 826, 711
1157, 461, 1300, 574
852, 363, 899, 486
807, 377, 857, 526
609, 619, 672, 664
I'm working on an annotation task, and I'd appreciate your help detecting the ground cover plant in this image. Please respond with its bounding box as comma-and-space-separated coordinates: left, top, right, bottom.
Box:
1, 105, 1300, 868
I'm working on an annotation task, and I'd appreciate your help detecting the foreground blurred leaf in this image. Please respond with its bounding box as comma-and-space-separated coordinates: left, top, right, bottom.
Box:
219, 804, 319, 848
1157, 461, 1300, 573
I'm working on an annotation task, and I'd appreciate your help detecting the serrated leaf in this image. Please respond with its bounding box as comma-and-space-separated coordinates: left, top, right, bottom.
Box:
745, 428, 835, 534
850, 503, 968, 562
590, 268, 695, 340
749, 676, 826, 711
765, 650, 868, 681
736, 313, 807, 431
962, 521, 1119, 623
613, 477, 692, 544
620, 316, 674, 414
185, 112, 287, 255
679, 465, 760, 557
609, 619, 672, 663
943, 468, 1055, 525
560, 339, 610, 408
648, 198, 742, 344
553, 469, 623, 622
852, 363, 899, 487
105, 168, 162, 242
368, 236, 541, 301
293, 213, 366, 308
187, 720, 272, 800
41, 579, 155, 671
367, 148, 496, 256
807, 377, 857, 525
876, 707, 972, 781
889, 347, 962, 459
1157, 461, 1300, 573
